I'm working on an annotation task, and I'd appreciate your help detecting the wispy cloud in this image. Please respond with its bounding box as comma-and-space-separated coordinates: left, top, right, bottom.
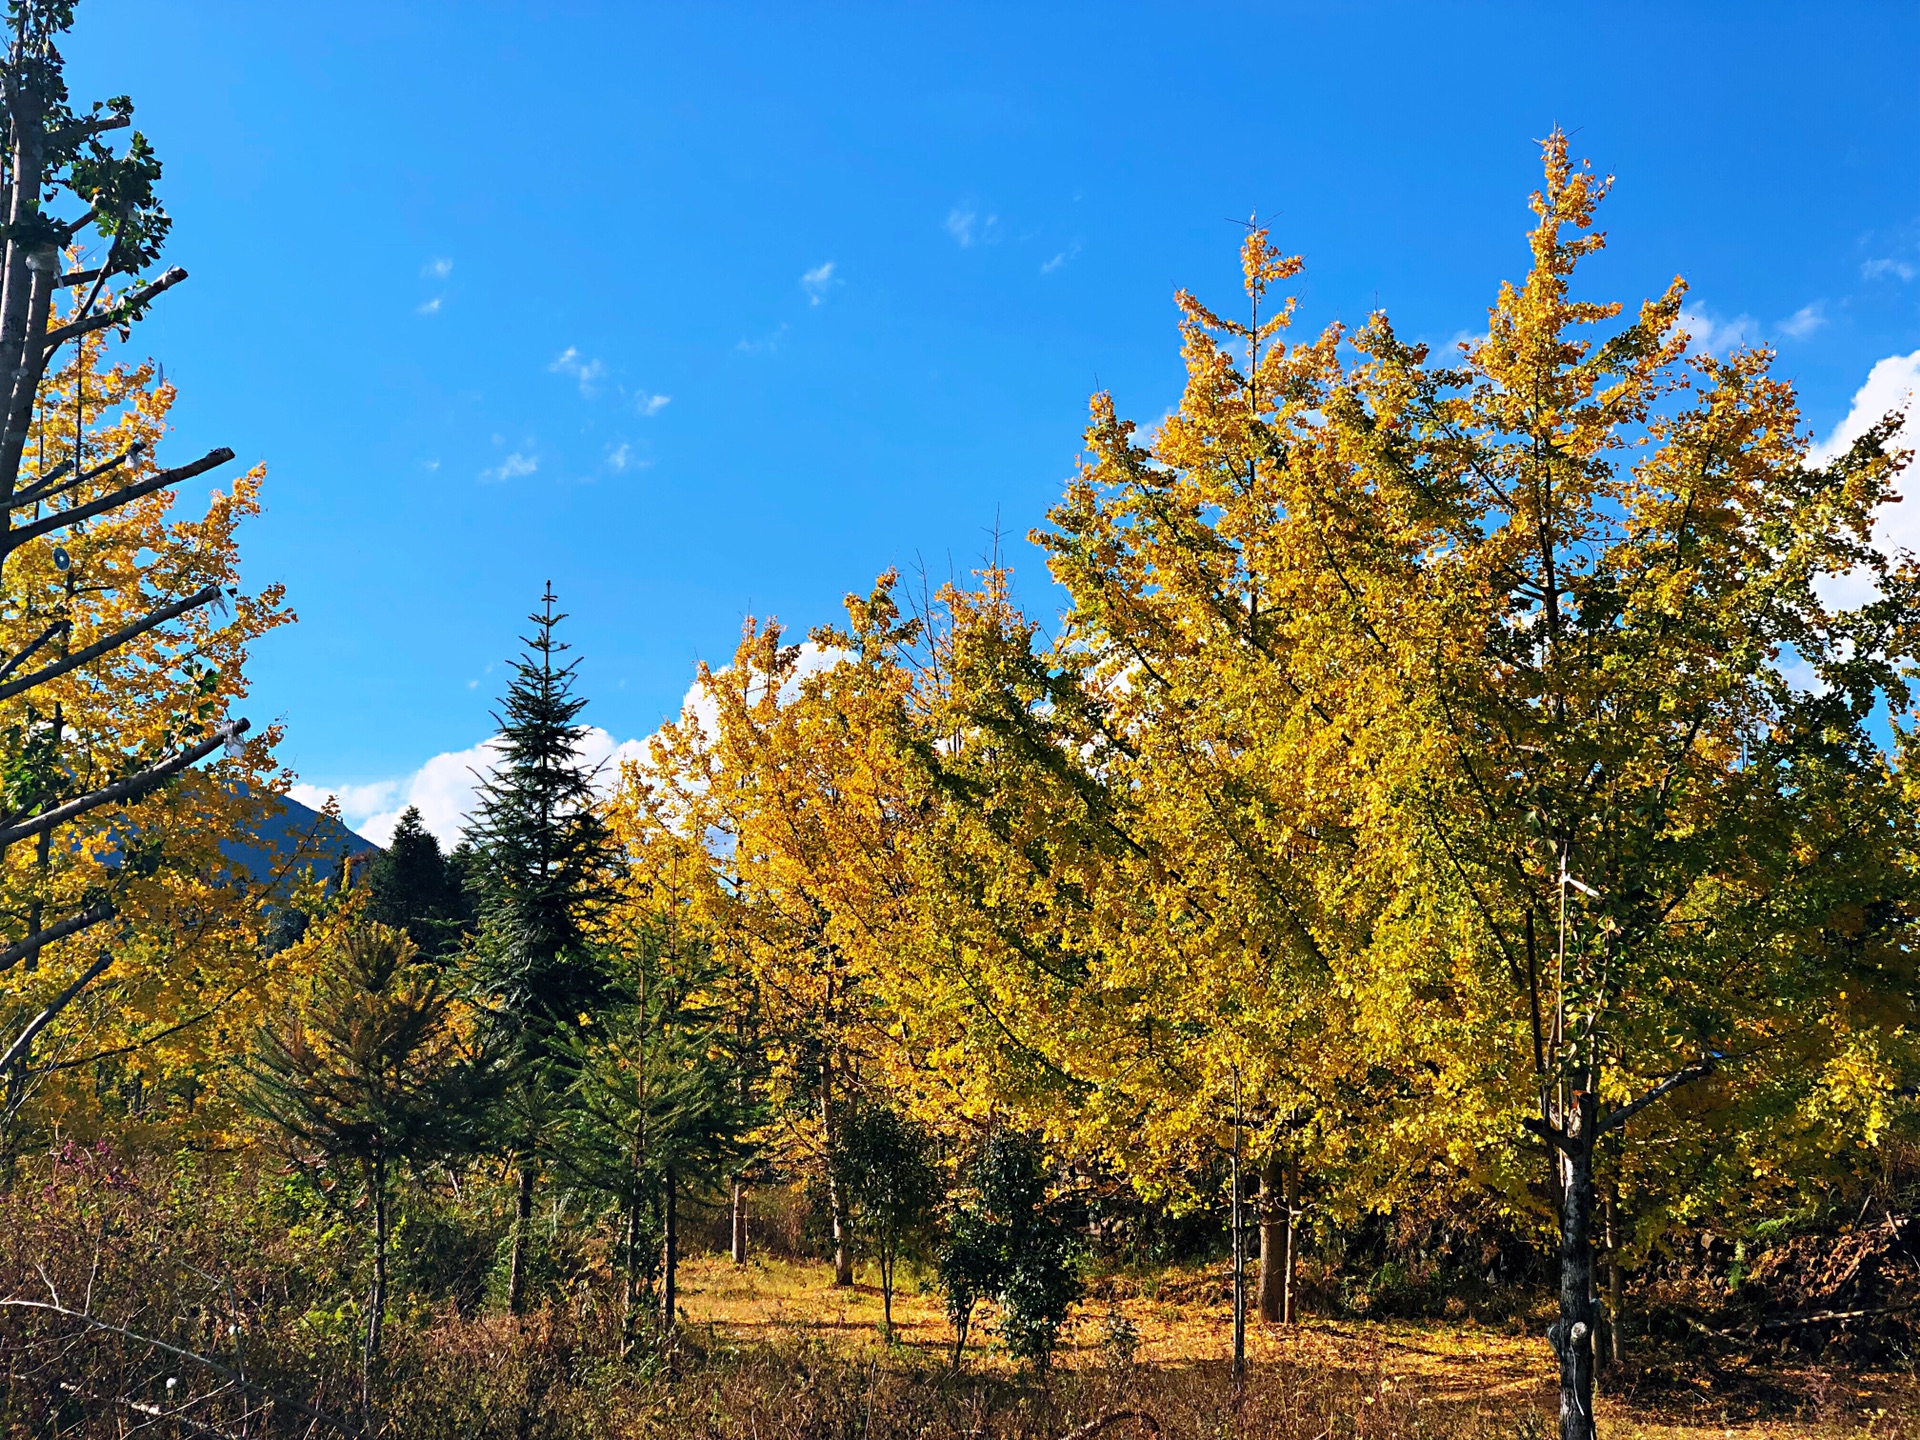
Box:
421, 458, 441, 472
481, 452, 538, 482
1040, 241, 1081, 274
635, 392, 671, 416
416, 296, 443, 315
1777, 303, 1826, 340
549, 346, 608, 396
605, 441, 652, 473
1863, 257, 1917, 282
946, 206, 998, 248
737, 322, 789, 356
422, 257, 453, 279
801, 260, 836, 305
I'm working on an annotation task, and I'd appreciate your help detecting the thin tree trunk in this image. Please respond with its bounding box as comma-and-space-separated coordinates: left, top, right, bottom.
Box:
660, 1165, 679, 1332
880, 1242, 894, 1334
822, 1080, 852, 1286
363, 1152, 388, 1411
621, 1196, 641, 1357
1283, 1168, 1298, 1326
1257, 1159, 1283, 1323
731, 1176, 748, 1265
1230, 1138, 1245, 1380
507, 1162, 534, 1315
1551, 1105, 1599, 1440
1603, 1183, 1623, 1367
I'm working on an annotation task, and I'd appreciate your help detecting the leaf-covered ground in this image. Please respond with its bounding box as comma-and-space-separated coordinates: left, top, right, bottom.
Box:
675, 1255, 1919, 1439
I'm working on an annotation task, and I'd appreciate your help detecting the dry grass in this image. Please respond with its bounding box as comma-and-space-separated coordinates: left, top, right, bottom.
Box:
672, 1253, 1920, 1440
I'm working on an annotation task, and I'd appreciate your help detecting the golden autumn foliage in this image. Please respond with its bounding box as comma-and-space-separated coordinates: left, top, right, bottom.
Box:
0, 309, 297, 1141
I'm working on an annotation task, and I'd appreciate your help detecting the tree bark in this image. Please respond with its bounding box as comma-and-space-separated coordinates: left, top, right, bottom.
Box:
731, 1176, 748, 1265
363, 1152, 388, 1411
1603, 1183, 1623, 1367
1257, 1160, 1283, 1323
660, 1166, 679, 1331
1550, 1099, 1599, 1440
822, 1080, 853, 1285
621, 1196, 641, 1356
507, 1163, 534, 1315
880, 1239, 895, 1333
1256, 1160, 1299, 1324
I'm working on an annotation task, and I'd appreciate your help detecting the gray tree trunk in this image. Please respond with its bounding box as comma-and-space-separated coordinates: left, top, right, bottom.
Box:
1549, 1097, 1599, 1440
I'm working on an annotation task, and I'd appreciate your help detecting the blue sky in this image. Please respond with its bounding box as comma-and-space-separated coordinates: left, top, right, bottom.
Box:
66, 1, 1920, 841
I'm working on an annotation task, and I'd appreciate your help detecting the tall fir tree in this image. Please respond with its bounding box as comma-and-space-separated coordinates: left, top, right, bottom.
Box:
467, 585, 614, 1312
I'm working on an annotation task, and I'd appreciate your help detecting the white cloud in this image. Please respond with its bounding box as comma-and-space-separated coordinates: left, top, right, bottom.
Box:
289, 779, 399, 820
482, 452, 538, 482
801, 261, 836, 305
1809, 350, 1920, 607
1812, 350, 1920, 468
1041, 242, 1081, 274
417, 296, 443, 315
636, 392, 671, 416
549, 346, 607, 396
1863, 257, 1916, 282
1679, 305, 1758, 356
422, 458, 441, 472
672, 640, 852, 743
423, 257, 453, 279
607, 442, 631, 471
946, 206, 997, 247
309, 727, 656, 848
1776, 303, 1826, 341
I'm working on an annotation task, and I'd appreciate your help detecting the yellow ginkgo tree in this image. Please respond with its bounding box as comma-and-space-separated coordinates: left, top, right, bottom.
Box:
1257, 135, 1920, 1439
0, 2, 292, 1157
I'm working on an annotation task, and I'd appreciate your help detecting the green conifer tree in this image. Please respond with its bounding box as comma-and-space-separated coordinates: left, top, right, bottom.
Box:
366, 806, 466, 959
467, 584, 614, 1312
244, 923, 499, 1409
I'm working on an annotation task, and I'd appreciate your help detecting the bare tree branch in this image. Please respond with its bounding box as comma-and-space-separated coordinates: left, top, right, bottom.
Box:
13, 454, 76, 496
0, 950, 112, 1072
0, 900, 112, 975
0, 583, 219, 703
0, 616, 69, 684
47, 112, 131, 148
1597, 1057, 1716, 1135
12, 439, 144, 508
3, 445, 233, 553
39, 265, 186, 352
0, 1299, 361, 1436
0, 717, 249, 849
